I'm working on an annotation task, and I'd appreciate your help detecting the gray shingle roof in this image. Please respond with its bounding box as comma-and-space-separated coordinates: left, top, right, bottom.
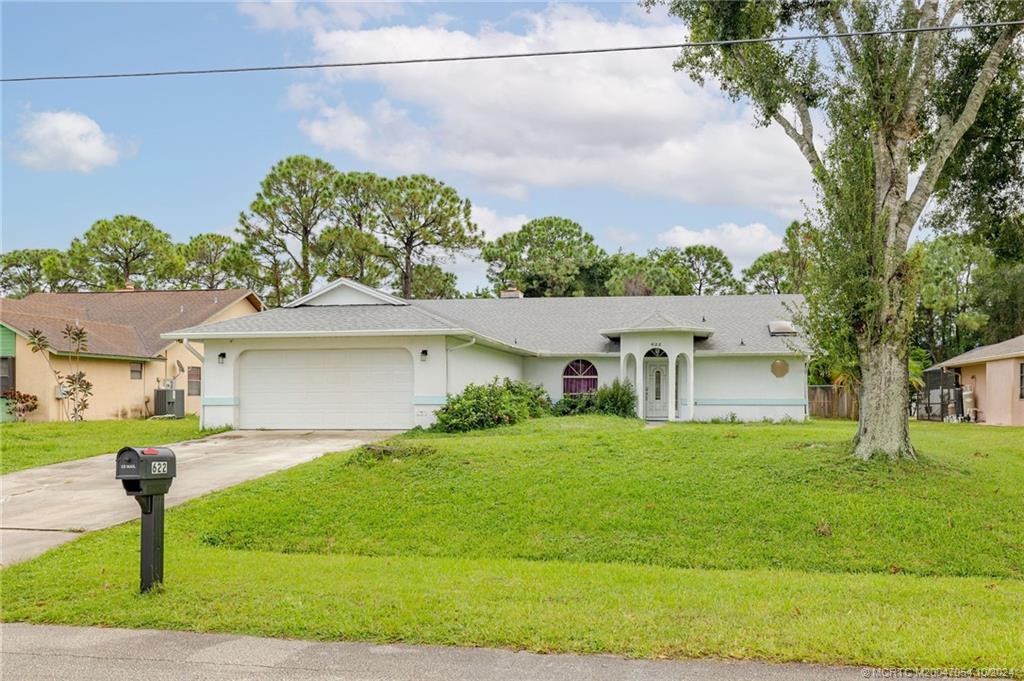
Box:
169, 304, 459, 337
937, 333, 1024, 368
412, 295, 807, 354
167, 292, 808, 356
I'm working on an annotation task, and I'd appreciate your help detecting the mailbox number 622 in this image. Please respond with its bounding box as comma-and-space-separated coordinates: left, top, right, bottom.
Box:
151, 461, 168, 475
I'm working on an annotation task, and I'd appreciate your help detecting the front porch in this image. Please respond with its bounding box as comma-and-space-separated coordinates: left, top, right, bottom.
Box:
603, 316, 710, 422
620, 345, 695, 421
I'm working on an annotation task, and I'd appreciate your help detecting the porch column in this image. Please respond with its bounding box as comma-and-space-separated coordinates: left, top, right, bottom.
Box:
635, 357, 644, 419
687, 353, 695, 421
667, 353, 677, 421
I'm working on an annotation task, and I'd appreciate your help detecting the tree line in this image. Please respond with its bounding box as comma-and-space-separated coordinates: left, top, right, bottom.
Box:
4, 153, 1021, 373
1, 154, 813, 305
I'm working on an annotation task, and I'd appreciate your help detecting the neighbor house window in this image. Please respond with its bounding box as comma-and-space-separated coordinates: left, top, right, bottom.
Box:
188, 366, 202, 396
1019, 362, 1023, 399
771, 359, 790, 378
563, 359, 598, 395
0, 357, 14, 392
130, 362, 143, 380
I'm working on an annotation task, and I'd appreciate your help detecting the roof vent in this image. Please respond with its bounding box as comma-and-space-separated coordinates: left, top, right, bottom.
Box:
768, 320, 798, 336
499, 287, 524, 299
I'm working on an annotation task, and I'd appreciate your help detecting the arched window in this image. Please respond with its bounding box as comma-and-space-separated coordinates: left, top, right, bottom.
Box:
563, 359, 598, 395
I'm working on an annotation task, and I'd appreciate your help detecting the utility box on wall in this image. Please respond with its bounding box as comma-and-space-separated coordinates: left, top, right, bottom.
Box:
153, 389, 185, 418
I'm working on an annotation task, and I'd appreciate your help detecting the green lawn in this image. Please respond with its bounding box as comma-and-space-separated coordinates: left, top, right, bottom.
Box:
3, 417, 1022, 671
0, 416, 228, 474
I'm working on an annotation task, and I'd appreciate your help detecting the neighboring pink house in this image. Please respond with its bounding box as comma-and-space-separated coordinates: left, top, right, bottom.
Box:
936, 333, 1024, 426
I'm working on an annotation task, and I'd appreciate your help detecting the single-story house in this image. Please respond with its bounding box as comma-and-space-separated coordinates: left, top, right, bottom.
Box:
165, 278, 809, 430
0, 288, 261, 421
933, 333, 1024, 426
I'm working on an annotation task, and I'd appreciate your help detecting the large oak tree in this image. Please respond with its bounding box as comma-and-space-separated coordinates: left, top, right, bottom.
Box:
661, 0, 1023, 459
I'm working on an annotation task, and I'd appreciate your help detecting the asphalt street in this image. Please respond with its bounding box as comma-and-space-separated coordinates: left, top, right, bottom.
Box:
1, 623, 984, 681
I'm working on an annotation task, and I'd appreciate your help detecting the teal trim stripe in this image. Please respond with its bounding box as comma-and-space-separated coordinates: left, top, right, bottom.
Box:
413, 395, 447, 406
202, 397, 239, 407
694, 398, 807, 406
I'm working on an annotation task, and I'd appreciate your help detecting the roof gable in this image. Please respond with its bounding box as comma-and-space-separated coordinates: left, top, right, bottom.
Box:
285, 278, 407, 307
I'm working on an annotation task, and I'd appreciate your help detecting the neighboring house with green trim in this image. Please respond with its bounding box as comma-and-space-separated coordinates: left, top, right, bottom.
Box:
0, 325, 18, 421
165, 278, 810, 430
0, 289, 260, 422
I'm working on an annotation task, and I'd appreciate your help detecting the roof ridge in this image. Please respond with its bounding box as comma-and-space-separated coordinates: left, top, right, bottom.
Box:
406, 300, 471, 329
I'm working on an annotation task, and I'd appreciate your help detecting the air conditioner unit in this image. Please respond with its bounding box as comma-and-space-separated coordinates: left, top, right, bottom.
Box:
161, 378, 175, 390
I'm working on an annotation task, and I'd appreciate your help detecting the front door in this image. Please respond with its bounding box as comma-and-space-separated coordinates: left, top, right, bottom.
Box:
644, 360, 669, 420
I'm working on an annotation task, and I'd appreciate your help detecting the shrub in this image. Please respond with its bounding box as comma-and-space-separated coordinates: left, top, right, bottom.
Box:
2, 390, 39, 421
433, 378, 551, 433
502, 378, 551, 418
552, 392, 598, 416
553, 380, 636, 419
594, 379, 636, 418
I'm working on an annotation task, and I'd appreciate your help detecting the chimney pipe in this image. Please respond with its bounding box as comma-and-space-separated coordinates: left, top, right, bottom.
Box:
499, 286, 524, 299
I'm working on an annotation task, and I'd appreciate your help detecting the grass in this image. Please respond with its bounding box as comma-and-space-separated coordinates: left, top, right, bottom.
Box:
3, 417, 1023, 671
0, 416, 228, 474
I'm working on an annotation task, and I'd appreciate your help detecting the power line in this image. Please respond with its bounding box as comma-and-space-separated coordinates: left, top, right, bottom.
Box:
4, 19, 1023, 83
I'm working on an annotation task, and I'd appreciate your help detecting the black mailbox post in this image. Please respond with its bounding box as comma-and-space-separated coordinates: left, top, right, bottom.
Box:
116, 446, 176, 592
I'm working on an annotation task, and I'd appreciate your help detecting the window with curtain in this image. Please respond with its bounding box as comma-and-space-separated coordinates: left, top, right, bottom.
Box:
563, 359, 598, 395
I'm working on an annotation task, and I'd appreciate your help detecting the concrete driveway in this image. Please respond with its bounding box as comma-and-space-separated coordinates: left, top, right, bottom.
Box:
0, 430, 395, 565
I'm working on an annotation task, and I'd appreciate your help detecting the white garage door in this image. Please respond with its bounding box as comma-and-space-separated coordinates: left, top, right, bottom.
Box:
238, 349, 414, 429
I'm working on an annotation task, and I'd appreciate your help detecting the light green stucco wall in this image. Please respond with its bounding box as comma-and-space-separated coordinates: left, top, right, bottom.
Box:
0, 325, 16, 356
0, 324, 15, 421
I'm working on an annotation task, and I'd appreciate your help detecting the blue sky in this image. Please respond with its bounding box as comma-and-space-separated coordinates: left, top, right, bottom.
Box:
2, 1, 815, 290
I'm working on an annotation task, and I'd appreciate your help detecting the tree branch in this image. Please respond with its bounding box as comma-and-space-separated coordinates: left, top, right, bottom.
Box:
897, 0, 940, 137
772, 109, 823, 174
940, 0, 965, 27
900, 23, 1024, 236
830, 5, 860, 64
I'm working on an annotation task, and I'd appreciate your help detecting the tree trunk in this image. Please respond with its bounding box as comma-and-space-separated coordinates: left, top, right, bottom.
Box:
854, 341, 915, 460
402, 248, 413, 299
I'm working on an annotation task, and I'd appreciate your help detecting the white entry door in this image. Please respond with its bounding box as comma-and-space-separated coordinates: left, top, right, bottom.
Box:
238, 349, 414, 429
644, 360, 669, 420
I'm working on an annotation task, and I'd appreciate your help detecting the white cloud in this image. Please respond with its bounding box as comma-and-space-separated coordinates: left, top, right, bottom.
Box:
287, 4, 812, 216
15, 110, 128, 173
284, 82, 324, 110
472, 205, 527, 239
657, 222, 783, 269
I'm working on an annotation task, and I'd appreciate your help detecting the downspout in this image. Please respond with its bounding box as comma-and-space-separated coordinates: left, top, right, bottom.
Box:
180, 338, 204, 363
445, 337, 477, 394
